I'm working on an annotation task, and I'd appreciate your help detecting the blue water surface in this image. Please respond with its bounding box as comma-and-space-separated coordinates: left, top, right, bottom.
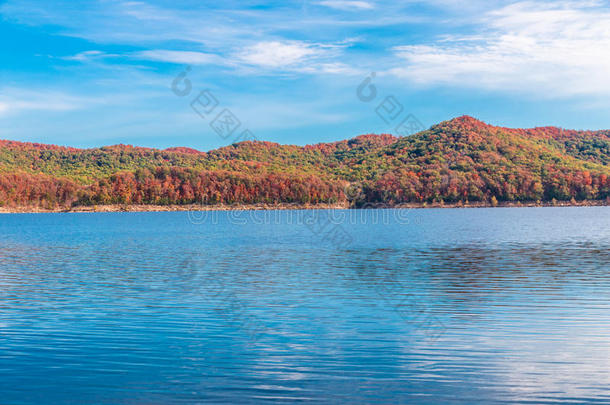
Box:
0, 207, 609, 404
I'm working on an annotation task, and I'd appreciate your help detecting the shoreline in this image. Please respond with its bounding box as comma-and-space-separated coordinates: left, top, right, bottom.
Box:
0, 200, 608, 214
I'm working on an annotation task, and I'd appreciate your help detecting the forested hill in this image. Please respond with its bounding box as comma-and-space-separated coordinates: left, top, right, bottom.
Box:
1, 116, 609, 209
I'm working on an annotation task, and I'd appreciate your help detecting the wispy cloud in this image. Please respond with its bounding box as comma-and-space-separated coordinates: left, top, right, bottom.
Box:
63, 50, 110, 62
133, 50, 225, 65
389, 1, 610, 97
3, 0, 610, 147
61, 42, 359, 75
236, 41, 320, 69
316, 1, 375, 11
0, 0, 418, 79
232, 40, 364, 75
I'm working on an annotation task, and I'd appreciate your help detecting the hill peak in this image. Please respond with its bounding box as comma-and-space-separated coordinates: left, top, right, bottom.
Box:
444, 115, 491, 129
164, 147, 205, 155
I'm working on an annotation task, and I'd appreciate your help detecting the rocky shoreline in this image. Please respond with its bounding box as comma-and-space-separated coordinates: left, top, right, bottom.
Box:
0, 200, 608, 214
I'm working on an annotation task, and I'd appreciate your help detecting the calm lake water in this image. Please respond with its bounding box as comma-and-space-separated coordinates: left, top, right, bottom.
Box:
0, 207, 609, 404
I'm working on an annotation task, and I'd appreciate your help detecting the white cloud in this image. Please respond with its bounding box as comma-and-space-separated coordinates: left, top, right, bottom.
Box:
316, 1, 375, 11
60, 43, 360, 76
61, 49, 225, 66
232, 40, 363, 75
133, 50, 225, 65
63, 50, 109, 62
390, 1, 610, 97
319, 62, 363, 75
236, 41, 320, 68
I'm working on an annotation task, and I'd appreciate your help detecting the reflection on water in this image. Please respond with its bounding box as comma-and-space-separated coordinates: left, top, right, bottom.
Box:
0, 207, 609, 404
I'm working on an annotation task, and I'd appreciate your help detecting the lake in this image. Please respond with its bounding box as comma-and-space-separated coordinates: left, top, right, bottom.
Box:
0, 207, 609, 404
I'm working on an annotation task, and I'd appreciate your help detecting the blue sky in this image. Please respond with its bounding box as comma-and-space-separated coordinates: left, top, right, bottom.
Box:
1, 0, 610, 150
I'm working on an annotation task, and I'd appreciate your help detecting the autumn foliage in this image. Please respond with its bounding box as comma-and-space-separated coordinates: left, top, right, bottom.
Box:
77, 168, 346, 206
1, 116, 609, 209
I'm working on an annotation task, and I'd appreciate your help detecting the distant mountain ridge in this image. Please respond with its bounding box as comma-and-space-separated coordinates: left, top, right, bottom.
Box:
1, 116, 609, 210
